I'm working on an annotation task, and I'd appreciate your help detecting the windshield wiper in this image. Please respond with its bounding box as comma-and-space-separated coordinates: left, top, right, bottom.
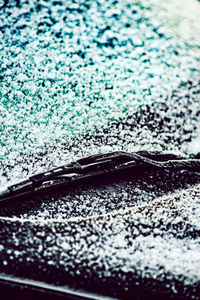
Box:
0, 151, 200, 205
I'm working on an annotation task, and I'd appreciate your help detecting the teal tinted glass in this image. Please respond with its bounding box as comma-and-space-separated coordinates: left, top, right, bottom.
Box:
0, 0, 199, 162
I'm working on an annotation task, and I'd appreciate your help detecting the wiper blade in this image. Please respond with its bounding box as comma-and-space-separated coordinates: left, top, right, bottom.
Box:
0, 151, 200, 205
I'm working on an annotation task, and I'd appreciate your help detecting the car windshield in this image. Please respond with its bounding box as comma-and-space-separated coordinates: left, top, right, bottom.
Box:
0, 0, 200, 299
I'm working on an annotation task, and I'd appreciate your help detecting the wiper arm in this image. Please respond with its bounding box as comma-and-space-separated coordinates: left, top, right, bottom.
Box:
0, 151, 200, 205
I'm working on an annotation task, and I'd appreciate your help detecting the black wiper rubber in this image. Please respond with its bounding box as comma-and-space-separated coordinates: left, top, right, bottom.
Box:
0, 275, 111, 300
0, 151, 200, 206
